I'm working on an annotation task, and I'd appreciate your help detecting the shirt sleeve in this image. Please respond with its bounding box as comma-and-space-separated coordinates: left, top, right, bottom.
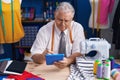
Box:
30, 26, 48, 55
72, 23, 85, 54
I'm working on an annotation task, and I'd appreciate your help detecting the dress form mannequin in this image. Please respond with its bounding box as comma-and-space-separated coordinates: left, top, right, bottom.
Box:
0, 0, 24, 43
0, 0, 24, 59
89, 0, 114, 29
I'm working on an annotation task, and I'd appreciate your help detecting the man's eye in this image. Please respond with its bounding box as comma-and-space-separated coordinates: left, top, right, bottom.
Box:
58, 19, 63, 21
65, 20, 69, 22
60, 19, 63, 21
65, 20, 71, 23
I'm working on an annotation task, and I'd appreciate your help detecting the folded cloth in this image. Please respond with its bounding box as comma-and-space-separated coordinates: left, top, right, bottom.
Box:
26, 77, 43, 80
67, 56, 95, 80
0, 60, 8, 73
8, 71, 45, 80
0, 76, 8, 80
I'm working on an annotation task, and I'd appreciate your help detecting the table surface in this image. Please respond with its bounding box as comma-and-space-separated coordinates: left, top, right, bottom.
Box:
25, 60, 120, 80
25, 61, 70, 80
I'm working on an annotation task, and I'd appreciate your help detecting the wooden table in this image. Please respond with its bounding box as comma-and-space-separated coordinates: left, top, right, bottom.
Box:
25, 62, 70, 80
25, 60, 120, 80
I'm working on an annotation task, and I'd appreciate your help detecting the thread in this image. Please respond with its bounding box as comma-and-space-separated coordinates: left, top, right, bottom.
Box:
109, 56, 115, 70
93, 60, 101, 74
105, 59, 111, 65
97, 63, 103, 78
105, 59, 111, 71
103, 64, 110, 80
111, 69, 120, 80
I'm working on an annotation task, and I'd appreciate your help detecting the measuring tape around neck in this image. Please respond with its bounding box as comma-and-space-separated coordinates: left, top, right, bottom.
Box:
51, 23, 73, 51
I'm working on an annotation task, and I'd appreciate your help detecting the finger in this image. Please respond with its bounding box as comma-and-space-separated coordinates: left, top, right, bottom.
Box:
54, 62, 64, 69
57, 59, 66, 64
54, 61, 61, 65
54, 61, 65, 67
54, 63, 60, 67
59, 60, 65, 63
54, 62, 64, 68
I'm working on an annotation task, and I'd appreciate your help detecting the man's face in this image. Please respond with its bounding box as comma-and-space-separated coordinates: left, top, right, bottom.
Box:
55, 11, 73, 31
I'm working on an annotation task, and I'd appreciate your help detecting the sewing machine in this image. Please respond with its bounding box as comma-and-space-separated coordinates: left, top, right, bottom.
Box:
80, 38, 111, 60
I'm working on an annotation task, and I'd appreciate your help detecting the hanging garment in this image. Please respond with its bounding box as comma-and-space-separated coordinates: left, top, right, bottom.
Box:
0, 0, 24, 43
89, 0, 115, 30
112, 0, 120, 49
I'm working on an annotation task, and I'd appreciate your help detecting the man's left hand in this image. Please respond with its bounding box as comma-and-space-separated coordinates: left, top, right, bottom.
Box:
54, 57, 70, 69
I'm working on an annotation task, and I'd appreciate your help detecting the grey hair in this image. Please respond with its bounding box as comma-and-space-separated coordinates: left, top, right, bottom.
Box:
55, 2, 75, 16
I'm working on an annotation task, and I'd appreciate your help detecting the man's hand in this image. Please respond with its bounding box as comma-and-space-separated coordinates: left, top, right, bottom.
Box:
54, 52, 82, 69
54, 57, 71, 69
31, 49, 54, 64
31, 54, 45, 64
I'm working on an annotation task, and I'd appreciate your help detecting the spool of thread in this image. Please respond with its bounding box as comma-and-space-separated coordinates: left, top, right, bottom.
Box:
109, 56, 115, 70
93, 60, 101, 74
103, 64, 110, 80
105, 59, 111, 71
97, 63, 103, 78
111, 69, 120, 80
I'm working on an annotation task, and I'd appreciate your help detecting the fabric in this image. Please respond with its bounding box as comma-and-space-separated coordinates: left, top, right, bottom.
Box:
58, 32, 66, 56
67, 57, 94, 80
0, 60, 8, 73
98, 0, 114, 25
0, 76, 7, 80
89, 0, 115, 29
112, 0, 120, 49
26, 78, 43, 80
8, 71, 44, 80
0, 0, 24, 43
30, 20, 85, 57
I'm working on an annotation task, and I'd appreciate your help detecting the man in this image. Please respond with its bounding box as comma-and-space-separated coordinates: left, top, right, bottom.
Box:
30, 2, 85, 69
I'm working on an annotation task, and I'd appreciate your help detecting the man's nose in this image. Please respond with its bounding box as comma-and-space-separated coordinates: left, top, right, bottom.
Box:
61, 21, 66, 26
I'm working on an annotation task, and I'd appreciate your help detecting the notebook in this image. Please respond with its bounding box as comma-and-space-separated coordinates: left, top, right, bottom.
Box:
6, 60, 27, 74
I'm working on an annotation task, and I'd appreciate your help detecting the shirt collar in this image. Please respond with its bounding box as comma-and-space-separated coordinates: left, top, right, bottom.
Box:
54, 23, 68, 36
54, 21, 74, 36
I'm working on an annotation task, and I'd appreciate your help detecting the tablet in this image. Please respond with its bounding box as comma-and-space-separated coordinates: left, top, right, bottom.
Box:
45, 54, 64, 65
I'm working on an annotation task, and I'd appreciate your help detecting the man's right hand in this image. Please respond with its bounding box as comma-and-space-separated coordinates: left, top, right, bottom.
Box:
31, 49, 54, 64
31, 54, 45, 64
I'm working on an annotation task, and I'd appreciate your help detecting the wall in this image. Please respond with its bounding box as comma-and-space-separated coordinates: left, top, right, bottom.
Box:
75, 0, 98, 38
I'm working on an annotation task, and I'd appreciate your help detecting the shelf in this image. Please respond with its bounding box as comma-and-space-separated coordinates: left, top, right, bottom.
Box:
22, 19, 53, 23
15, 46, 31, 48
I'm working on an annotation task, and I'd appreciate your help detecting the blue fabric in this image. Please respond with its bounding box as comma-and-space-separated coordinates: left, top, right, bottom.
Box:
0, 58, 11, 62
114, 62, 120, 68
26, 78, 43, 80
0, 76, 7, 79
